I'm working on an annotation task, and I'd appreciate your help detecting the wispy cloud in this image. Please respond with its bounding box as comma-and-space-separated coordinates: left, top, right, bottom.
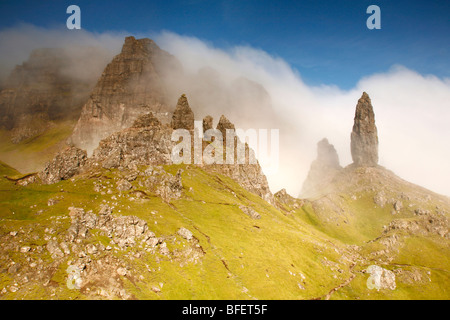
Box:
1, 25, 449, 196
155, 32, 450, 196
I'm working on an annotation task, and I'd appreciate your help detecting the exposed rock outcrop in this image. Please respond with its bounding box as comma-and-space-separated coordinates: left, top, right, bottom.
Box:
41, 86, 273, 204
39, 146, 87, 184
171, 94, 194, 130
70, 36, 180, 154
301, 138, 342, 198
216, 115, 236, 139
366, 265, 396, 290
274, 188, 303, 212
131, 112, 161, 129
351, 92, 379, 167
239, 205, 261, 219
67, 205, 155, 248
90, 119, 173, 170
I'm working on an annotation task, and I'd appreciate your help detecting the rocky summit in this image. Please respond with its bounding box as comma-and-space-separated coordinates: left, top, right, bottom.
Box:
70, 36, 179, 154
351, 92, 379, 167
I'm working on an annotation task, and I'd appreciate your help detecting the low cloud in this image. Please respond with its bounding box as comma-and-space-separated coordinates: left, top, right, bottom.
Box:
155, 32, 450, 197
0, 23, 125, 84
1, 25, 449, 196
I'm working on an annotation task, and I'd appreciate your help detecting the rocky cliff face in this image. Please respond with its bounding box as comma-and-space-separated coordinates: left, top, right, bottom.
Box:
70, 36, 180, 154
351, 92, 379, 167
0, 48, 94, 143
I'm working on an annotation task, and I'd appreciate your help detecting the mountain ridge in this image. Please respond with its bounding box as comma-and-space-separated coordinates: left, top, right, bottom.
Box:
0, 36, 448, 300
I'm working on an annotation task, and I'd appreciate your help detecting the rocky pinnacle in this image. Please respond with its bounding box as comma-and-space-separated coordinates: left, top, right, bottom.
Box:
171, 94, 195, 130
351, 92, 379, 167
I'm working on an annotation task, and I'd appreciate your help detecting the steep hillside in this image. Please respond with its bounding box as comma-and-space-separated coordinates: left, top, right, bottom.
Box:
0, 120, 76, 174
0, 39, 448, 301
0, 159, 448, 300
0, 162, 353, 300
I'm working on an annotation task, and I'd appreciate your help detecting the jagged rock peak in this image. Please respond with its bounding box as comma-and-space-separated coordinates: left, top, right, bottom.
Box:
121, 36, 154, 56
171, 94, 194, 130
216, 115, 235, 137
70, 35, 177, 154
351, 92, 379, 167
132, 112, 161, 128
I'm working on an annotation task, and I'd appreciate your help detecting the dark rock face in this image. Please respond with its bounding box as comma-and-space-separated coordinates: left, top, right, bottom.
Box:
70, 36, 179, 154
301, 138, 342, 198
351, 92, 379, 167
39, 146, 88, 184
216, 115, 236, 138
171, 94, 194, 130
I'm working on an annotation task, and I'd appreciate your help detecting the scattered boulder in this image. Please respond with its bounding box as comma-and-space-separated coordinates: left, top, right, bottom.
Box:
393, 200, 403, 212
374, 192, 387, 207
177, 227, 193, 241
66, 205, 155, 248
116, 179, 133, 192
116, 267, 128, 276
156, 169, 183, 203
366, 265, 396, 290
46, 240, 64, 260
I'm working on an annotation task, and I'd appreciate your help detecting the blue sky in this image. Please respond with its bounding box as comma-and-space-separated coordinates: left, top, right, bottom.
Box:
0, 0, 449, 88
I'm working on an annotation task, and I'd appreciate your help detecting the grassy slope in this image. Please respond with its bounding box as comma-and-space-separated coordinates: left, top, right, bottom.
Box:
0, 120, 76, 174
0, 163, 355, 300
291, 167, 450, 300
0, 140, 448, 299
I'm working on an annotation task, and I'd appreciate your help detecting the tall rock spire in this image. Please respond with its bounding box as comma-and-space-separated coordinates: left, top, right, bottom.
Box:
171, 94, 194, 130
351, 92, 379, 167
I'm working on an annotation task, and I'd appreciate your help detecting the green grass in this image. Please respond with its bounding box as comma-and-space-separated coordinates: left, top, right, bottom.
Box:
0, 120, 75, 174
0, 159, 448, 300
